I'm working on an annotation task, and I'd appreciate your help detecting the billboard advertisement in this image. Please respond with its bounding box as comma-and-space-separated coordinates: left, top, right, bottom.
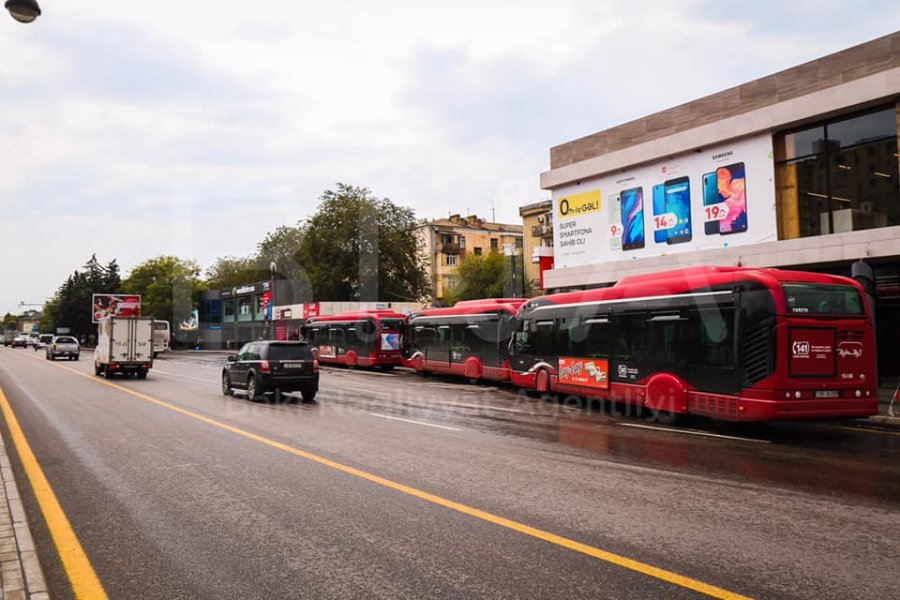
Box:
92, 294, 141, 323
553, 134, 777, 269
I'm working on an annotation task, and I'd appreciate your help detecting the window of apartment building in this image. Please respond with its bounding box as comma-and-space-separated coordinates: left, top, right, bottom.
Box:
442, 234, 454, 245
445, 275, 458, 289
774, 105, 899, 239
515, 237, 524, 249
473, 247, 483, 255
446, 254, 458, 266
490, 238, 499, 250
459, 236, 466, 250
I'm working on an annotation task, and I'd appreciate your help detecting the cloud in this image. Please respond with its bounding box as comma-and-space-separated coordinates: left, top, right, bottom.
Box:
2, 1, 899, 314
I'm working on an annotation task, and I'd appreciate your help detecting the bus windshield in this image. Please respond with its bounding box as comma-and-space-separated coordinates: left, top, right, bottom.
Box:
783, 283, 864, 316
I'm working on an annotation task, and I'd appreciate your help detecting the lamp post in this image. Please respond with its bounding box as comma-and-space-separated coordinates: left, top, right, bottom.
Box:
5, 0, 41, 23
269, 261, 276, 340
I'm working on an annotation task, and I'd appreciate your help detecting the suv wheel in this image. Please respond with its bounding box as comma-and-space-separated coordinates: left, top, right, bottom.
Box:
246, 375, 259, 401
222, 371, 233, 396
301, 389, 317, 402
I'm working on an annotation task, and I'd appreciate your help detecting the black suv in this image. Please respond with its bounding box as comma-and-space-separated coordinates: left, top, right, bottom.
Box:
222, 341, 319, 401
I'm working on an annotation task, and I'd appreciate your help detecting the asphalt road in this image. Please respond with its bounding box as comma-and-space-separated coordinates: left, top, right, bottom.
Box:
1, 346, 899, 599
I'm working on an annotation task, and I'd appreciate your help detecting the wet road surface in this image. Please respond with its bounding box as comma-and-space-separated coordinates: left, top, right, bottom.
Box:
1, 347, 899, 599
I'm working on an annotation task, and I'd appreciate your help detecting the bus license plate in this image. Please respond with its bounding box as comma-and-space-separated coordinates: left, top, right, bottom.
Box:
815, 390, 839, 399
284, 362, 304, 369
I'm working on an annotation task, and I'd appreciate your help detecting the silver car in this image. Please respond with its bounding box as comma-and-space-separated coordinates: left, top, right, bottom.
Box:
34, 333, 54, 351
46, 336, 80, 361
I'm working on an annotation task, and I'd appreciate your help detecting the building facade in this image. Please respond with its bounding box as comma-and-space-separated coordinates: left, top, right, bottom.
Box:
196, 278, 425, 350
416, 214, 524, 304
519, 200, 554, 291
540, 32, 900, 379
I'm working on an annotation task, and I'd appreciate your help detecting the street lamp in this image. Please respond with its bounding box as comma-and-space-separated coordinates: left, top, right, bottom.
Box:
269, 262, 276, 340
5, 0, 41, 23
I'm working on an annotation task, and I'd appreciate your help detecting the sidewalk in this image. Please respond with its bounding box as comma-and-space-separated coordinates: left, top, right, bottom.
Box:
870, 383, 900, 427
0, 431, 48, 599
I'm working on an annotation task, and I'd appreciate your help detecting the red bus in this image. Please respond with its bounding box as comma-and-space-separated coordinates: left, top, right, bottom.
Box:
510, 266, 878, 422
406, 299, 525, 381
303, 311, 406, 369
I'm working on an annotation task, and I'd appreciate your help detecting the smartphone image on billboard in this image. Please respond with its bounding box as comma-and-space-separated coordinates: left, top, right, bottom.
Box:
664, 177, 692, 245
717, 162, 748, 234
702, 172, 721, 236
652, 184, 666, 244
620, 186, 645, 251
608, 194, 622, 251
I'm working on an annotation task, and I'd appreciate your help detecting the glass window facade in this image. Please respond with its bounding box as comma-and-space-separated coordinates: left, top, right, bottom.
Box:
775, 106, 899, 239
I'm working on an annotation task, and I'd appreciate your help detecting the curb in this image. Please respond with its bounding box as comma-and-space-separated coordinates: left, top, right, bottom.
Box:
0, 429, 48, 599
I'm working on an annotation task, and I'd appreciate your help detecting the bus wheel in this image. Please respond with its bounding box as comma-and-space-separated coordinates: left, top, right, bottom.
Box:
464, 358, 482, 382
645, 373, 688, 423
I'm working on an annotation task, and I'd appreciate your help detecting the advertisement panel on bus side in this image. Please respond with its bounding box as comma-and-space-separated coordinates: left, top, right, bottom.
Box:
558, 357, 609, 390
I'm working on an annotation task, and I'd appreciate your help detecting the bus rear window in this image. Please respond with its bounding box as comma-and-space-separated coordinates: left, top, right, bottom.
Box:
784, 284, 863, 316
381, 319, 404, 331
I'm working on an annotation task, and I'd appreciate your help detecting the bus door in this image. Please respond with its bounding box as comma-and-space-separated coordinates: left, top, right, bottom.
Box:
474, 317, 501, 368
427, 325, 451, 366
449, 323, 467, 366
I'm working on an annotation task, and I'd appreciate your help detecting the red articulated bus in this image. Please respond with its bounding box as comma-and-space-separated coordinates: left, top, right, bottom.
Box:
510, 266, 879, 422
303, 311, 406, 369
406, 299, 526, 381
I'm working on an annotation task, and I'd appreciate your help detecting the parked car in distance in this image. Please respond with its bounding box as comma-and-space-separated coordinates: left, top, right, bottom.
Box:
34, 333, 54, 351
222, 340, 319, 402
46, 336, 80, 361
11, 335, 30, 348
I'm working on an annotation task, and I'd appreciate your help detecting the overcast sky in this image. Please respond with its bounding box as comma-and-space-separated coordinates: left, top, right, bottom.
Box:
1, 1, 898, 316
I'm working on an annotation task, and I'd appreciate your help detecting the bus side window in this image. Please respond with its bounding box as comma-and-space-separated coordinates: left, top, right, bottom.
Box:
612, 313, 646, 360
531, 319, 556, 355
679, 308, 735, 367
646, 314, 681, 364
514, 320, 532, 354
584, 316, 611, 357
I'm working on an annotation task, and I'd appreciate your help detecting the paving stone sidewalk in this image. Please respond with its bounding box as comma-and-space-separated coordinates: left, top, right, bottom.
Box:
0, 431, 48, 600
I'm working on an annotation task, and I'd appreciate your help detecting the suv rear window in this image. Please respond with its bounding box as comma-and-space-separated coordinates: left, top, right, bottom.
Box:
266, 344, 312, 361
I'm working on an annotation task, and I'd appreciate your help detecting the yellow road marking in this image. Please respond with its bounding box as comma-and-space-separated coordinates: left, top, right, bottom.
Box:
0, 387, 108, 600
22, 353, 750, 599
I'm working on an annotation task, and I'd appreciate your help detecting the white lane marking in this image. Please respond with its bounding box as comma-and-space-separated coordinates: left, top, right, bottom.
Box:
618, 422, 771, 444
440, 401, 529, 414
321, 367, 398, 377
340, 386, 393, 397
369, 413, 461, 432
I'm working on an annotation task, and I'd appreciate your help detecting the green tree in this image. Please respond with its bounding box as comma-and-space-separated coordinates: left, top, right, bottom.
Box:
296, 183, 428, 301
40, 255, 122, 338
204, 255, 263, 290
1, 313, 17, 331
446, 252, 510, 304
122, 256, 204, 328
257, 225, 305, 280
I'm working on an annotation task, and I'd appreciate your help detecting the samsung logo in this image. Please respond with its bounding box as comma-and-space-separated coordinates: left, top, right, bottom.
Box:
712, 151, 733, 161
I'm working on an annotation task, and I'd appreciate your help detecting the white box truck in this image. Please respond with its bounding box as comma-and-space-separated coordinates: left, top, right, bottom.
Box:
94, 317, 154, 379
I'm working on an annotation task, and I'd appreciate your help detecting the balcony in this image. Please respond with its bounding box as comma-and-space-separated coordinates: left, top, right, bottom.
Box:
531, 224, 553, 238
441, 243, 461, 254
